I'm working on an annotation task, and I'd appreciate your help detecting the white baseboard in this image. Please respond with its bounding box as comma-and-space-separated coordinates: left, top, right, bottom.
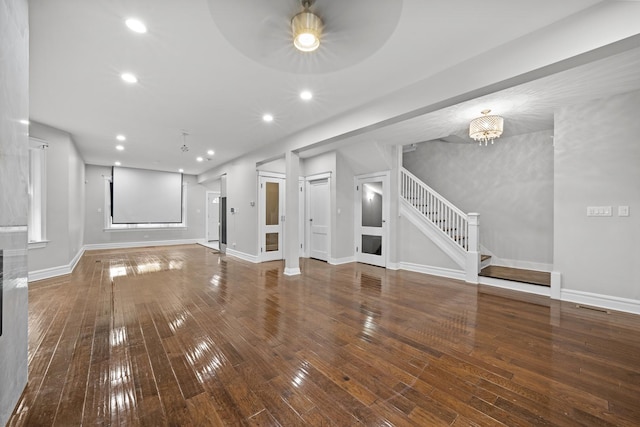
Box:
561, 289, 640, 315
29, 247, 85, 282
387, 261, 400, 270
328, 256, 355, 265
489, 257, 553, 272
225, 248, 259, 263
479, 276, 551, 297
398, 262, 466, 281
284, 267, 301, 276
84, 238, 204, 251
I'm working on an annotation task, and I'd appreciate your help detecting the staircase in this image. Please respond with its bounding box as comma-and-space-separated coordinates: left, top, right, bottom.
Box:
399, 167, 548, 289
400, 168, 482, 282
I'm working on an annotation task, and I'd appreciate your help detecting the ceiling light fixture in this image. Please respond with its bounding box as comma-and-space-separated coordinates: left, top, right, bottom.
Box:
179, 168, 184, 173
19, 119, 30, 125
300, 90, 313, 100
469, 109, 504, 146
196, 156, 203, 162
115, 161, 121, 166
116, 145, 124, 151
125, 18, 147, 34
292, 1, 323, 52
120, 72, 138, 84
207, 150, 214, 156
263, 113, 274, 123
116, 134, 126, 141
180, 131, 189, 153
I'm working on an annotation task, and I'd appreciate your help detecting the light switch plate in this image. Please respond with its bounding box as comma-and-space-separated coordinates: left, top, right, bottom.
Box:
618, 206, 630, 217
587, 206, 612, 217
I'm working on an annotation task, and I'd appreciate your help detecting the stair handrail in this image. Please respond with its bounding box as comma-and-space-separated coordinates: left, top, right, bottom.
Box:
400, 167, 468, 250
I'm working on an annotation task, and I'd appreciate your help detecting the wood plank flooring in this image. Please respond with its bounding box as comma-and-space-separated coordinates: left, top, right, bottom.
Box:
8, 244, 640, 426
480, 265, 551, 287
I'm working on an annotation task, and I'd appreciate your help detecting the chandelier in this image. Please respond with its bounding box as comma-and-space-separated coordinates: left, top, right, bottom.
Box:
291, 1, 323, 52
469, 109, 504, 146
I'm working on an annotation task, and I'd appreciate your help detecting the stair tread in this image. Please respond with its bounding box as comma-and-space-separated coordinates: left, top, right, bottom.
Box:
480, 254, 491, 262
479, 265, 550, 287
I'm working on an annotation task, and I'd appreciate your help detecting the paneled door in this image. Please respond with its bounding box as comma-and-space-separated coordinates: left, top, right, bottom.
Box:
355, 172, 389, 267
308, 178, 330, 261
259, 175, 285, 261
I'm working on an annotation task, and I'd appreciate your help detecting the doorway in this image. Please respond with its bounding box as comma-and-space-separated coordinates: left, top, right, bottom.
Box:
355, 172, 389, 267
205, 191, 220, 249
307, 177, 330, 261
259, 174, 285, 261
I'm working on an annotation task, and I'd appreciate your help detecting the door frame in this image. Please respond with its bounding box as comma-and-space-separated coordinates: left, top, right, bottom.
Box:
305, 172, 331, 261
258, 171, 286, 262
354, 171, 390, 267
205, 191, 220, 243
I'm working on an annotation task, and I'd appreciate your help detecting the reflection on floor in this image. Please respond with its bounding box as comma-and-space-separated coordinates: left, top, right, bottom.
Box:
9, 244, 640, 426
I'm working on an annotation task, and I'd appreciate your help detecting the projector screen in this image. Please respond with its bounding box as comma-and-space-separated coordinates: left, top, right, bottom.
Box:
112, 167, 183, 224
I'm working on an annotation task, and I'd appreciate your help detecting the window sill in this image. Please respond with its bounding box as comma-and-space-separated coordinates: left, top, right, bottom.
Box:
28, 240, 49, 249
103, 226, 187, 232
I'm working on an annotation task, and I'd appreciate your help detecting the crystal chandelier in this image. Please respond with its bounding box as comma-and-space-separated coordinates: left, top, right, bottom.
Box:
469, 109, 504, 146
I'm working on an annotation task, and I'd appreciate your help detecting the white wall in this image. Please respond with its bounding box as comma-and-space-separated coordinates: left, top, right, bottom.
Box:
555, 90, 640, 301
0, 0, 29, 424
28, 122, 85, 272
398, 217, 460, 270
403, 131, 555, 269
84, 165, 208, 246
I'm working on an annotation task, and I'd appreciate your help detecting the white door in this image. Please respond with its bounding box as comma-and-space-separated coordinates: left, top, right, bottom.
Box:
259, 176, 285, 261
207, 192, 220, 241
355, 173, 389, 267
308, 178, 330, 261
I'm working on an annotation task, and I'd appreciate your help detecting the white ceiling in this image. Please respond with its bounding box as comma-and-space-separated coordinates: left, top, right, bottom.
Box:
29, 0, 637, 175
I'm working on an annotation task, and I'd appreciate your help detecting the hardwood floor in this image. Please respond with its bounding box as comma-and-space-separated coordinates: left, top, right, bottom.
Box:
479, 266, 551, 287
8, 244, 640, 426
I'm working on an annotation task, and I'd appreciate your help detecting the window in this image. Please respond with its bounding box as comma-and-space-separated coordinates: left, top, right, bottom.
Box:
28, 137, 48, 247
103, 173, 188, 231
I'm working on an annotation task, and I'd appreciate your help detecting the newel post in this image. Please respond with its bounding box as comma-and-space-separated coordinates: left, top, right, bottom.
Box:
466, 213, 480, 284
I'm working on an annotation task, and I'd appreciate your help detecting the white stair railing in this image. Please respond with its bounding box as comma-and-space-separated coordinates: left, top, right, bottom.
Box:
400, 167, 469, 250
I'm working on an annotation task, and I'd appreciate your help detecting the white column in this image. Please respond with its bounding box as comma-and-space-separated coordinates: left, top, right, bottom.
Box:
466, 213, 480, 284
284, 150, 301, 276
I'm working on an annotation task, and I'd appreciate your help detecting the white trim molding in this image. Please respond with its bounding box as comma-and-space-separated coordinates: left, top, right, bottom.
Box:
284, 267, 301, 276
561, 289, 640, 316
398, 262, 466, 282
225, 248, 259, 263
479, 276, 551, 297
29, 247, 85, 282
328, 256, 356, 265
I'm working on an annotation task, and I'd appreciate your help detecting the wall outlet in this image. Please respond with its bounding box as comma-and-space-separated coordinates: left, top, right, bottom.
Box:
587, 206, 612, 217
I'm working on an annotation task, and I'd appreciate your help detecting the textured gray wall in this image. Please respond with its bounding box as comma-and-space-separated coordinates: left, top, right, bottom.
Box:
555, 90, 640, 300
0, 0, 29, 423
403, 130, 554, 268
28, 122, 85, 272
84, 165, 207, 246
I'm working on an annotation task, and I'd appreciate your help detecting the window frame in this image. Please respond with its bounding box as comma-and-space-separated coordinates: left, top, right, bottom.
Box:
28, 137, 48, 248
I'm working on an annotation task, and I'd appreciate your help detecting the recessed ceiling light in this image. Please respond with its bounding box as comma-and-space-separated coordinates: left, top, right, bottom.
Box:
115, 161, 121, 166
116, 134, 126, 141
179, 168, 184, 173
116, 145, 124, 151
263, 114, 274, 122
19, 119, 30, 125
300, 90, 313, 100
196, 156, 203, 162
207, 150, 214, 156
125, 18, 147, 34
121, 72, 138, 84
